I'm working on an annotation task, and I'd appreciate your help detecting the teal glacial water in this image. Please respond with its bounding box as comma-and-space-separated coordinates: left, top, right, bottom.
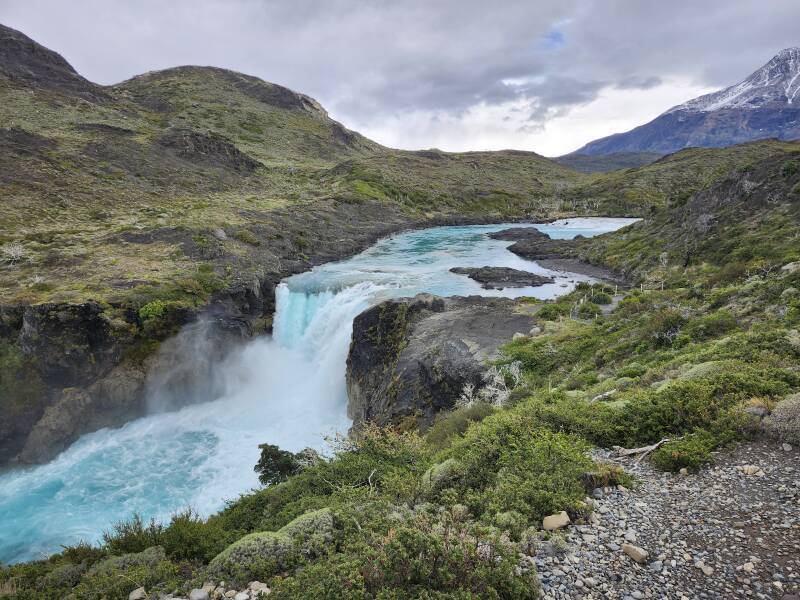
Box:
0, 217, 637, 563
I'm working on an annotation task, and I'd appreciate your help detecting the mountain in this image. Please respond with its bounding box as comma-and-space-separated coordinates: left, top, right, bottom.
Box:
572, 47, 800, 156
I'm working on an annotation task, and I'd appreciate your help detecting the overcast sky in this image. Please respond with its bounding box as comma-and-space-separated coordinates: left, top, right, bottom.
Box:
1, 0, 797, 155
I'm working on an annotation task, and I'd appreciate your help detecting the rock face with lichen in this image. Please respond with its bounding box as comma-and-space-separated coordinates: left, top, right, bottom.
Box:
346, 294, 536, 429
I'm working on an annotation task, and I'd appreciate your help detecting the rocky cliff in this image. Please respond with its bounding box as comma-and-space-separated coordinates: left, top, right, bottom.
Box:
346, 294, 536, 429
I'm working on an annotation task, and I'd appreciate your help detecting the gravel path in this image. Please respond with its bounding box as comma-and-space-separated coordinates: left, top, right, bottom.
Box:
531, 440, 800, 599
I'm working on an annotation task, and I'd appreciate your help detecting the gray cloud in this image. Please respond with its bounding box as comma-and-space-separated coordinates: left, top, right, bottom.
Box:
1, 0, 797, 150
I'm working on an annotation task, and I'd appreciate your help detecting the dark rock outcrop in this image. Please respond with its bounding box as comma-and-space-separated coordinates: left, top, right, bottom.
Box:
346, 294, 536, 428
156, 129, 261, 173
450, 266, 553, 289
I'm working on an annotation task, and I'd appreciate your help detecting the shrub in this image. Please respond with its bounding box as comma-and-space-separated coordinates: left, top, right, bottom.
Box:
589, 291, 613, 305
781, 159, 799, 178
102, 514, 164, 555
425, 402, 495, 450
160, 510, 234, 562
233, 229, 261, 246
646, 308, 686, 347
577, 301, 602, 318
210, 508, 335, 585
650, 430, 717, 472
255, 443, 302, 486
73, 547, 181, 600
684, 310, 737, 340
764, 393, 800, 445
270, 510, 539, 599
447, 410, 593, 521
138, 299, 168, 322
537, 301, 570, 320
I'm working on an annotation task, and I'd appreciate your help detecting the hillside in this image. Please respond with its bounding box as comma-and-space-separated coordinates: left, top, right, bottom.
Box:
553, 151, 662, 173
3, 150, 798, 600
574, 47, 800, 155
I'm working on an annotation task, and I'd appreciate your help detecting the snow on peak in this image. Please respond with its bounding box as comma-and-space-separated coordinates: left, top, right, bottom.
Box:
665, 47, 800, 114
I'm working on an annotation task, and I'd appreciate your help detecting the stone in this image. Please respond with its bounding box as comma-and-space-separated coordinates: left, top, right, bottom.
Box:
543, 511, 571, 531
529, 326, 542, 336
211, 228, 227, 240
129, 588, 147, 600
783, 443, 793, 451
234, 593, 249, 600
512, 332, 526, 340
249, 581, 269, 592
745, 405, 769, 419
622, 543, 649, 564
743, 562, 755, 573
189, 590, 209, 600
781, 261, 800, 274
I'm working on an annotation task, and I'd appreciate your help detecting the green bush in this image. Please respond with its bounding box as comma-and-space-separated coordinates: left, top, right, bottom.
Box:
138, 299, 168, 322
646, 308, 686, 347
577, 302, 602, 318
102, 514, 163, 555
684, 310, 737, 340
537, 301, 570, 320
781, 159, 799, 178
254, 443, 302, 486
233, 229, 261, 246
764, 393, 800, 444
425, 402, 495, 450
270, 510, 539, 599
161, 510, 234, 562
589, 291, 613, 305
650, 430, 717, 472
446, 410, 593, 521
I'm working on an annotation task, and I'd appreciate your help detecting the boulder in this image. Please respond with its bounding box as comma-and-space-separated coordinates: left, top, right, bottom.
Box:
542, 511, 571, 531
129, 587, 147, 600
346, 294, 535, 428
189, 589, 210, 600
622, 543, 649, 564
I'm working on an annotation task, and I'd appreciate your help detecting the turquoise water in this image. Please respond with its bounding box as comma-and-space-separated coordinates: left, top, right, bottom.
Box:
0, 218, 636, 564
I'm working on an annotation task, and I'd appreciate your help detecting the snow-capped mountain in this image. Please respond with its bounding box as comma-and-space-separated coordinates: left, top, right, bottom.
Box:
667, 47, 800, 113
571, 48, 800, 156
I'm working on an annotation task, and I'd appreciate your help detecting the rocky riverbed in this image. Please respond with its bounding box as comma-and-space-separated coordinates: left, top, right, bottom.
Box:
528, 440, 799, 599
